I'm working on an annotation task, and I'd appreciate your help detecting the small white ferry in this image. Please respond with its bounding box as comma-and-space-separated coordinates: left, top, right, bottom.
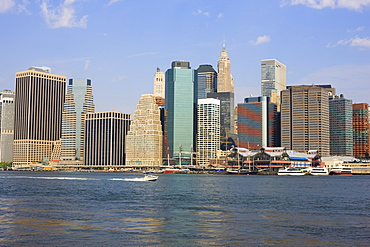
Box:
329, 166, 352, 175
277, 167, 306, 176
309, 167, 329, 176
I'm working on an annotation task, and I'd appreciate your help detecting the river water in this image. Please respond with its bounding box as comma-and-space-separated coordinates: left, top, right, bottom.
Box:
0, 171, 369, 246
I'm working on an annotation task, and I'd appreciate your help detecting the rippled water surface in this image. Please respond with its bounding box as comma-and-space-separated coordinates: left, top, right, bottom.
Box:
0, 171, 369, 246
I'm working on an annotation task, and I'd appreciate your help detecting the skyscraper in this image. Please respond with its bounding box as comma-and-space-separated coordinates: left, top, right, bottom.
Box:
207, 92, 236, 150
60, 79, 95, 165
197, 98, 220, 166
197, 64, 217, 99
154, 68, 165, 98
217, 45, 234, 93
13, 67, 66, 167
237, 96, 278, 150
281, 85, 330, 156
329, 94, 353, 156
352, 103, 370, 159
165, 61, 197, 160
261, 59, 286, 100
126, 94, 163, 167
0, 90, 15, 162
84, 111, 131, 166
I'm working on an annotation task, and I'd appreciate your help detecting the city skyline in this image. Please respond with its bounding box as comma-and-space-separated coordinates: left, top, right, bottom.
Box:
1, 1, 369, 115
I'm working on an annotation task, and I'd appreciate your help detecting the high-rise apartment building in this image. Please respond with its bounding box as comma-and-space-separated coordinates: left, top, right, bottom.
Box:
329, 94, 353, 156
281, 85, 330, 156
0, 90, 15, 162
126, 94, 163, 167
154, 68, 165, 98
207, 92, 236, 150
13, 67, 66, 167
237, 96, 278, 150
261, 59, 286, 104
84, 111, 131, 166
217, 45, 234, 93
165, 61, 197, 160
197, 64, 217, 99
352, 103, 370, 159
197, 98, 220, 166
60, 79, 95, 165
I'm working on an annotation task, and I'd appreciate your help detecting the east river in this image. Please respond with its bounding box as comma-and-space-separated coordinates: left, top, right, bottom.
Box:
0, 171, 369, 246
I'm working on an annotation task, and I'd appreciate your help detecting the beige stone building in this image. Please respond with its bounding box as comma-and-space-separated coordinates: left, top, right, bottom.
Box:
217, 45, 234, 93
13, 67, 66, 168
281, 85, 330, 156
153, 69, 165, 99
126, 94, 163, 167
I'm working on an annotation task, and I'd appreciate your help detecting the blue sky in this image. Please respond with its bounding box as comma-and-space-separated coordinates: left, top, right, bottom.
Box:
1, 0, 369, 114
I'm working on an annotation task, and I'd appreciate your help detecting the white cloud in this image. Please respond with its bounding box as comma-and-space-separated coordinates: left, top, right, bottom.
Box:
218, 13, 223, 18
40, 0, 88, 29
193, 9, 210, 17
281, 0, 370, 11
84, 59, 91, 71
297, 64, 370, 103
249, 35, 271, 46
347, 26, 364, 33
0, 0, 15, 13
107, 0, 123, 6
329, 36, 370, 48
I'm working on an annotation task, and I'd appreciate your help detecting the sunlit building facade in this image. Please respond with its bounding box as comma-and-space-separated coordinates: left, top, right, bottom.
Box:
352, 103, 370, 159
197, 98, 220, 166
60, 79, 95, 165
13, 67, 66, 167
0, 90, 15, 162
126, 94, 163, 167
84, 111, 131, 166
154, 69, 165, 99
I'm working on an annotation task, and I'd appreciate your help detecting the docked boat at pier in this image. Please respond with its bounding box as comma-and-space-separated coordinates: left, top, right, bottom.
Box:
277, 167, 306, 176
309, 167, 329, 176
329, 166, 352, 175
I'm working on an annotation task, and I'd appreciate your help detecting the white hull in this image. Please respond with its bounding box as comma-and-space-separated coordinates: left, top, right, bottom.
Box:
278, 167, 306, 176
310, 167, 329, 176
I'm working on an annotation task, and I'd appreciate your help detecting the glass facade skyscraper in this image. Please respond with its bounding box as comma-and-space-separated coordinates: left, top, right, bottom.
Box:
261, 59, 286, 103
61, 79, 95, 165
329, 95, 353, 156
165, 61, 197, 160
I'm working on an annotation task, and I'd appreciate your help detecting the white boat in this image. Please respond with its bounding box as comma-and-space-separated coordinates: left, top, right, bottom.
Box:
143, 175, 158, 181
309, 167, 329, 176
329, 166, 352, 175
278, 167, 306, 176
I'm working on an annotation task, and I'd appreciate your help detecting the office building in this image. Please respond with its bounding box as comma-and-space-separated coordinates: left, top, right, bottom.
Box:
261, 59, 286, 106
237, 96, 278, 150
84, 111, 131, 166
165, 61, 197, 160
197, 64, 217, 99
352, 103, 370, 159
207, 92, 236, 150
60, 79, 95, 165
126, 94, 163, 167
0, 90, 15, 162
197, 98, 220, 166
13, 67, 66, 167
329, 95, 353, 156
281, 85, 330, 156
154, 68, 165, 98
217, 45, 234, 93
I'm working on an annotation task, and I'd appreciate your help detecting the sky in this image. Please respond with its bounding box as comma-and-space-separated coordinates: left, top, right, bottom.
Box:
1, 0, 370, 115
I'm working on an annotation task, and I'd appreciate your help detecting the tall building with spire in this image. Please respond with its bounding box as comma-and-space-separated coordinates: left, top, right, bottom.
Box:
126, 94, 163, 167
154, 68, 165, 99
0, 90, 15, 162
13, 67, 66, 167
217, 45, 234, 93
60, 79, 95, 165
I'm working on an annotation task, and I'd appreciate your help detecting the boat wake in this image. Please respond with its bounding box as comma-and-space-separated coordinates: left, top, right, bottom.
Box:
0, 176, 149, 182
